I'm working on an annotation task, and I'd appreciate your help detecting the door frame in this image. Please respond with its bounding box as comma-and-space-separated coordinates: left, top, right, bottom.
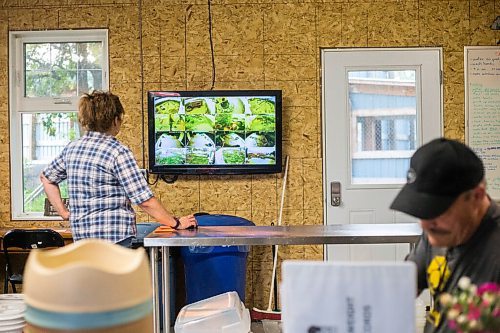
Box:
320, 47, 443, 260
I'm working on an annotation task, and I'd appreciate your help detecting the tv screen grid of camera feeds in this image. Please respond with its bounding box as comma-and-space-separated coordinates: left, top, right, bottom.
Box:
152, 95, 278, 167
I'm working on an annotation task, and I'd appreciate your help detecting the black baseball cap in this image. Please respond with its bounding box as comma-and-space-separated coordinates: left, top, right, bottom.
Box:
390, 138, 484, 219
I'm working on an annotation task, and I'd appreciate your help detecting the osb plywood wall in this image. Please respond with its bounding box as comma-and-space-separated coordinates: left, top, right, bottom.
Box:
0, 0, 498, 308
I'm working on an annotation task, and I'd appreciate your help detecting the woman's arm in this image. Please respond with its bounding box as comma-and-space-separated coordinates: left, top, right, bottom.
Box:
138, 196, 197, 229
40, 173, 70, 220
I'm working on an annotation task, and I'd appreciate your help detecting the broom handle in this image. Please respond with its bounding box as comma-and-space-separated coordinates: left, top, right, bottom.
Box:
267, 245, 279, 312
267, 156, 289, 312
277, 156, 289, 228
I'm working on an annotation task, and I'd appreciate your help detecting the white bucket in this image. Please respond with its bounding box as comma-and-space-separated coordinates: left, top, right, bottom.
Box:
0, 296, 25, 333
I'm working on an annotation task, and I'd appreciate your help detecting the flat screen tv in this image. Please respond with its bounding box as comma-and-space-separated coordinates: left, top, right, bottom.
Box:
148, 90, 282, 175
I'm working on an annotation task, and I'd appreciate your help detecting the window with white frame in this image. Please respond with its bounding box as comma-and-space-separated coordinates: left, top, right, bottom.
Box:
9, 30, 108, 220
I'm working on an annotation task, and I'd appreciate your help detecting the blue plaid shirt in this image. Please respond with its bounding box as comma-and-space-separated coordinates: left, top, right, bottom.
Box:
42, 131, 153, 243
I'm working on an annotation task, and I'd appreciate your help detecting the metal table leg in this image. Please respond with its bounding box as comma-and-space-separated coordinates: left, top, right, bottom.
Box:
162, 246, 171, 331
150, 247, 160, 333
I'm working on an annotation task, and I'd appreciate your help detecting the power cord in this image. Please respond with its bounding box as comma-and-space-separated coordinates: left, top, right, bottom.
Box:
146, 172, 159, 186
145, 173, 179, 185
160, 174, 179, 184
207, 0, 216, 90
138, 0, 147, 169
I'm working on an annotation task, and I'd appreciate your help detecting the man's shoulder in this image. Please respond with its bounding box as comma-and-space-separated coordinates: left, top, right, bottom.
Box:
485, 200, 500, 242
490, 199, 500, 224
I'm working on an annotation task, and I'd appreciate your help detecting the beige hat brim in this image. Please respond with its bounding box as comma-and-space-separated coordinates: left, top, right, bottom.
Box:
24, 239, 152, 313
25, 314, 152, 333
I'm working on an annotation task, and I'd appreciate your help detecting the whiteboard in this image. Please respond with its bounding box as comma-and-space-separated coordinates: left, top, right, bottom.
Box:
465, 46, 500, 201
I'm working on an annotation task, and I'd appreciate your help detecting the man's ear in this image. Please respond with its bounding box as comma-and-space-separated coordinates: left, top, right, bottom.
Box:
473, 182, 486, 201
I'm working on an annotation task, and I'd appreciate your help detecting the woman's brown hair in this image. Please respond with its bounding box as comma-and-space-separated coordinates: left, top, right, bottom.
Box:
78, 91, 125, 133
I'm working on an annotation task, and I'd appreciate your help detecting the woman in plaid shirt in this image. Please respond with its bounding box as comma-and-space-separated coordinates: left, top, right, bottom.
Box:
40, 91, 197, 244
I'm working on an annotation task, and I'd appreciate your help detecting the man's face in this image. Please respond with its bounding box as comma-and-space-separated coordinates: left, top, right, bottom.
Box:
420, 190, 479, 247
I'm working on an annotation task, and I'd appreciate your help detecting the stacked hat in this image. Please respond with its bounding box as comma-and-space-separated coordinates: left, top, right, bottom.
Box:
0, 294, 25, 333
22, 239, 153, 333
390, 138, 484, 219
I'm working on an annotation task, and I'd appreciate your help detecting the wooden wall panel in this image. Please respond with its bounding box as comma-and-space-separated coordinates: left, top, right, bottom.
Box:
0, 0, 496, 309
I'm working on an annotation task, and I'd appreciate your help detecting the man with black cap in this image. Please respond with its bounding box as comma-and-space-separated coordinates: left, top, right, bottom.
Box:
390, 137, 499, 333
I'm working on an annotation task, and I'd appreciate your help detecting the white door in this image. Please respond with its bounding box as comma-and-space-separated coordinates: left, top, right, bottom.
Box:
322, 48, 443, 262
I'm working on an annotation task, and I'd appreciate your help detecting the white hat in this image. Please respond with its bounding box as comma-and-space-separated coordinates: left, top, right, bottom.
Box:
23, 239, 152, 332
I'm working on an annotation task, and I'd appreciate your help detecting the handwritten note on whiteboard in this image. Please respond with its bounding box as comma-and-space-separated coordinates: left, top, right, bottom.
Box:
465, 46, 500, 201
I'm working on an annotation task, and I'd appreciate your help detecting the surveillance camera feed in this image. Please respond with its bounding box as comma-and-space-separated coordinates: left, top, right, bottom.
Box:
148, 90, 282, 175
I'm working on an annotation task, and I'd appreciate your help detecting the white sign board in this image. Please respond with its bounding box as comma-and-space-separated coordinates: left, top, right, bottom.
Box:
465, 46, 500, 201
281, 261, 416, 333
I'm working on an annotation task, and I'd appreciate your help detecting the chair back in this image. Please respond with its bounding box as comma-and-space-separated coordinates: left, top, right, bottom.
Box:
3, 229, 65, 293
3, 229, 65, 250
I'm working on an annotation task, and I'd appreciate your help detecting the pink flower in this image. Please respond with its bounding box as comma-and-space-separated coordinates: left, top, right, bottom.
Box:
482, 299, 491, 307
477, 282, 499, 295
442, 279, 499, 332
466, 306, 480, 321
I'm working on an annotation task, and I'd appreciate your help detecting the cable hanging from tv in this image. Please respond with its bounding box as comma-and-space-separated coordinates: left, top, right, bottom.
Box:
160, 174, 179, 184
207, 0, 216, 90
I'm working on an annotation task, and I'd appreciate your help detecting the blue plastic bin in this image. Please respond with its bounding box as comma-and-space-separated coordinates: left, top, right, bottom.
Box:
180, 214, 254, 304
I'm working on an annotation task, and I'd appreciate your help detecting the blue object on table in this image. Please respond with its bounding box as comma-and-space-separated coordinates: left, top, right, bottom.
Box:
180, 214, 254, 304
117, 222, 161, 248
135, 222, 162, 244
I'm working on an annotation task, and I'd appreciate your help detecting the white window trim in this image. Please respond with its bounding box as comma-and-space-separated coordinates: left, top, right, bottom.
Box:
9, 29, 109, 220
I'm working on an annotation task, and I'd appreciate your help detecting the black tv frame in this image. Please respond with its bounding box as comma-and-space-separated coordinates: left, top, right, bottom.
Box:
147, 90, 282, 175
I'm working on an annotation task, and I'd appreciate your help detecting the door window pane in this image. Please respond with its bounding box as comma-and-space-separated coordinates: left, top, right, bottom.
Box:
349, 70, 417, 185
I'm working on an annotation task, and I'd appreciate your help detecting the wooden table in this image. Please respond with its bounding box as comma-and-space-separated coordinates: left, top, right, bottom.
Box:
144, 223, 422, 333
